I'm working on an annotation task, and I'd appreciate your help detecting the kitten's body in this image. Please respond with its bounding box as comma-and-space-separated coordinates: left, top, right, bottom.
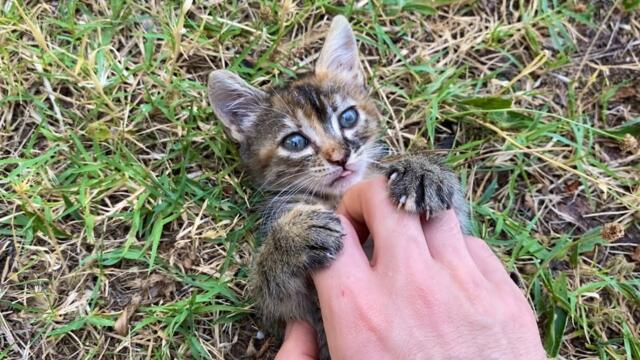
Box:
207, 16, 467, 359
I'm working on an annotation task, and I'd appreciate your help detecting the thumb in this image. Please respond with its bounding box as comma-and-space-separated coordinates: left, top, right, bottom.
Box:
275, 320, 318, 360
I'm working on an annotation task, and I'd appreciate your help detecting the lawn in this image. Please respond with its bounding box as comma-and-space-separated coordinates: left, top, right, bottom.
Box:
1, 0, 639, 359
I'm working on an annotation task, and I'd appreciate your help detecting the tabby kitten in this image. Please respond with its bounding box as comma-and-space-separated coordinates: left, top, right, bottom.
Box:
207, 16, 467, 358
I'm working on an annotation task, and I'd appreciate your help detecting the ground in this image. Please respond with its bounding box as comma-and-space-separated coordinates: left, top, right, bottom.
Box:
0, 0, 639, 359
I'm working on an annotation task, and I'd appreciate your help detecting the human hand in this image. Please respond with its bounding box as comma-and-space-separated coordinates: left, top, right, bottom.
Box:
276, 177, 546, 359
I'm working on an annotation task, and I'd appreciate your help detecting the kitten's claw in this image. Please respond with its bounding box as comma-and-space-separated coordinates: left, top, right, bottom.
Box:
386, 156, 461, 215
396, 195, 407, 210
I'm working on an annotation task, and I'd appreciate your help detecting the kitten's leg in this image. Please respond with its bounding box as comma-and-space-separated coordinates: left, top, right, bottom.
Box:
249, 203, 343, 327
384, 155, 468, 230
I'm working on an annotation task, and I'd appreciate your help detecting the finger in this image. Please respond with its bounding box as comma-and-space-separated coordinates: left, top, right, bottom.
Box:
463, 235, 513, 285
312, 215, 371, 295
337, 177, 430, 268
312, 216, 373, 350
421, 210, 477, 269
275, 321, 318, 360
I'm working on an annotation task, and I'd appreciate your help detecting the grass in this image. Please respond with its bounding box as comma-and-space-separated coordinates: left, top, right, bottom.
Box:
0, 0, 638, 359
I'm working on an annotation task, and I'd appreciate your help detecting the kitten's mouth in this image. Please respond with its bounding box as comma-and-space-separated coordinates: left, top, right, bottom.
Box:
339, 170, 353, 178
324, 161, 367, 194
328, 169, 357, 188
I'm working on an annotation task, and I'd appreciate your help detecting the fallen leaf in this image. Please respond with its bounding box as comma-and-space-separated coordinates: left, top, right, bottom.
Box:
183, 256, 193, 269
524, 194, 534, 210
613, 84, 638, 101
245, 337, 257, 357
114, 294, 141, 336
632, 246, 640, 262
602, 223, 625, 242
564, 180, 580, 193
620, 134, 639, 154
146, 274, 176, 299
256, 337, 272, 358
86, 122, 111, 142
522, 264, 538, 275
571, 3, 587, 12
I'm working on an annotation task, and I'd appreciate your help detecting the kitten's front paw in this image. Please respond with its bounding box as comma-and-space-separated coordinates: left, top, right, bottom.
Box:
250, 205, 343, 325
386, 156, 461, 215
296, 207, 344, 269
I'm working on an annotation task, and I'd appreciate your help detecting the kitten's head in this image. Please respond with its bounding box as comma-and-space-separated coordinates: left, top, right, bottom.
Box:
208, 16, 380, 195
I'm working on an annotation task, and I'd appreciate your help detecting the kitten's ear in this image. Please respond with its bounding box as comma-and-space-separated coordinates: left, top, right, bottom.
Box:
208, 70, 266, 142
316, 16, 364, 86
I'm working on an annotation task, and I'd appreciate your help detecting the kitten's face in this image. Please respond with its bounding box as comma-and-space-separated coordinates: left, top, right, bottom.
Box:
208, 16, 380, 195
246, 75, 379, 195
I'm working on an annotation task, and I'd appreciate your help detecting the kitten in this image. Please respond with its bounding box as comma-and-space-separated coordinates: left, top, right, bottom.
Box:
207, 16, 467, 359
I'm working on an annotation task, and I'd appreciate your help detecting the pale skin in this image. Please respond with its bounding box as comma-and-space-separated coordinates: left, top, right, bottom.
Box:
276, 177, 547, 360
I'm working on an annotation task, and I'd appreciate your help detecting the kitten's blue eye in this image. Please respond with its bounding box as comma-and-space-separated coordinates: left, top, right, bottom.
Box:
339, 107, 358, 128
282, 133, 309, 152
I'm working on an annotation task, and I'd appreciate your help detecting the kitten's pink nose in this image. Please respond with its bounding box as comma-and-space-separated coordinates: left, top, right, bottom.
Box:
323, 146, 350, 167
